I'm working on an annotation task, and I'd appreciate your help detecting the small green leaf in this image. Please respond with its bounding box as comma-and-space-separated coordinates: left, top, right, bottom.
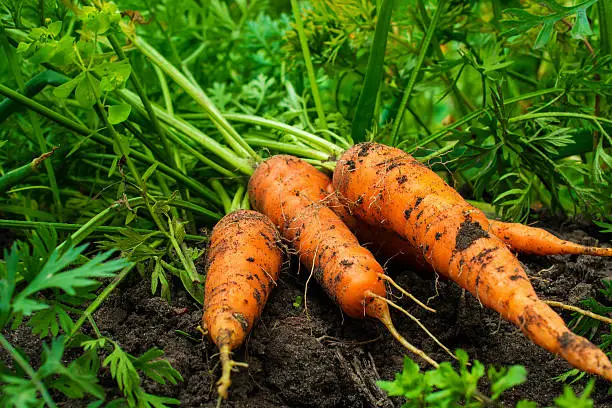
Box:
112, 134, 130, 158
16, 42, 31, 54
535, 22, 555, 49
125, 209, 138, 226
151, 259, 171, 301
1, 377, 39, 407
377, 356, 429, 400
81, 338, 107, 352
48, 21, 63, 37
142, 163, 159, 183
132, 348, 183, 385
75, 72, 101, 107
293, 295, 303, 308
103, 342, 140, 398
108, 104, 131, 125
172, 219, 186, 245
571, 10, 593, 40
554, 379, 595, 407
53, 73, 83, 99
29, 303, 74, 338
94, 60, 132, 92
489, 365, 527, 400
153, 201, 171, 216
108, 157, 118, 178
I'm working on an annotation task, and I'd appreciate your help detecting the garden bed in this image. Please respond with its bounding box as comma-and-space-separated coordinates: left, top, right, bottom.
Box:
5, 220, 609, 407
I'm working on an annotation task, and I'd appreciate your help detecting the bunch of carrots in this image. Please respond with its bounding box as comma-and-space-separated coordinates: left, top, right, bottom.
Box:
202, 141, 612, 402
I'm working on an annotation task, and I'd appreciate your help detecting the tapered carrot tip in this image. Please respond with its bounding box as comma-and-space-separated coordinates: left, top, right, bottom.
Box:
559, 332, 612, 381
217, 344, 233, 399
514, 299, 612, 381
490, 221, 612, 257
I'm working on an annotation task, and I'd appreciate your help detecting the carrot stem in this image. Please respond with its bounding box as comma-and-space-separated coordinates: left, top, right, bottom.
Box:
131, 36, 260, 161
290, 0, 328, 131
391, 0, 448, 144
223, 113, 343, 155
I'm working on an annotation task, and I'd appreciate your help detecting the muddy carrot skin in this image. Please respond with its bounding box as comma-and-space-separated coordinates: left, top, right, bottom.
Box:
248, 155, 439, 365
248, 155, 387, 318
203, 209, 283, 398
325, 183, 431, 271
332, 142, 612, 381
490, 220, 612, 256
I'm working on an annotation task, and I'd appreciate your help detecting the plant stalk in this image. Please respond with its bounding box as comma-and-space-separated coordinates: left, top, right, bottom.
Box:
0, 219, 209, 240
290, 0, 328, 131
131, 36, 259, 161
0, 333, 58, 408
391, 0, 448, 143
352, 0, 395, 143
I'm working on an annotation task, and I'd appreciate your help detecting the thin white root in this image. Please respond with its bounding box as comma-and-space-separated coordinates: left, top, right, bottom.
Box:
366, 291, 439, 368
379, 273, 436, 313
369, 292, 455, 361
545, 300, 612, 325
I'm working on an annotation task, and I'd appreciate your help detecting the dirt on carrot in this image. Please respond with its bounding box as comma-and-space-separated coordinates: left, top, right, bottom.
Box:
248, 155, 442, 366
325, 183, 431, 272
203, 209, 283, 399
490, 220, 612, 257
333, 142, 612, 382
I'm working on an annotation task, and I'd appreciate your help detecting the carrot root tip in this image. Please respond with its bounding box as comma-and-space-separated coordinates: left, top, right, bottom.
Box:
197, 325, 208, 337
216, 344, 248, 400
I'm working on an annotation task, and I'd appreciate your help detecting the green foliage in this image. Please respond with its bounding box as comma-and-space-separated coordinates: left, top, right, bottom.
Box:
378, 350, 594, 407
553, 380, 595, 408
84, 338, 182, 408
1, 0, 612, 406
0, 228, 182, 407
0, 227, 128, 332
1, 336, 104, 408
503, 0, 597, 48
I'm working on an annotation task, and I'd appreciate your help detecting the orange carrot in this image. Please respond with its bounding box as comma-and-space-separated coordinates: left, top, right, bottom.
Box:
249, 155, 440, 365
333, 142, 612, 381
328, 183, 612, 266
203, 209, 283, 399
490, 220, 612, 256
326, 182, 431, 271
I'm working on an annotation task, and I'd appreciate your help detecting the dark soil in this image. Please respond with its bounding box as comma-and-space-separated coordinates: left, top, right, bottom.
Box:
4, 221, 612, 407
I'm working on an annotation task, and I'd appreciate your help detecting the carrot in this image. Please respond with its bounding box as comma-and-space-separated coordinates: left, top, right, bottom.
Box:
333, 142, 612, 381
328, 184, 612, 267
490, 220, 612, 256
249, 155, 444, 366
202, 209, 283, 399
325, 182, 431, 271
